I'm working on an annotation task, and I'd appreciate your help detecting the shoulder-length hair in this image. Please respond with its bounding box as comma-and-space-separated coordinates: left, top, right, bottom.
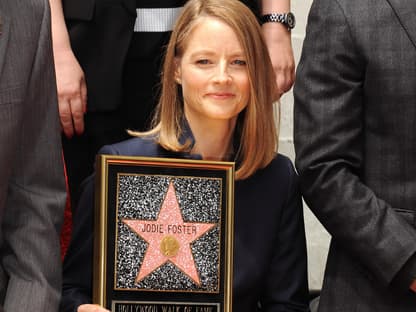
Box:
130, 0, 279, 180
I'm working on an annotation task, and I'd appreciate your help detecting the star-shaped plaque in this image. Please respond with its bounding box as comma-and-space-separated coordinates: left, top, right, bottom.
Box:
122, 181, 216, 285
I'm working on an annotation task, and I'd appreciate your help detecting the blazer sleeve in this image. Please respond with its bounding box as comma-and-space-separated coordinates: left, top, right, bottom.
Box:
60, 145, 119, 312
60, 174, 95, 312
261, 160, 309, 311
294, 0, 416, 289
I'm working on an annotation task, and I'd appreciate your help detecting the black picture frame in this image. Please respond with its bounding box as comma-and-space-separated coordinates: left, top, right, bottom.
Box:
93, 155, 235, 312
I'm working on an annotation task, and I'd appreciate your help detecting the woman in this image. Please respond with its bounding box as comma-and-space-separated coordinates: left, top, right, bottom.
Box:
60, 0, 309, 311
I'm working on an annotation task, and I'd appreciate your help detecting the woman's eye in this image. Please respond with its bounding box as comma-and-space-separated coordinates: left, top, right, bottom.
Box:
232, 59, 247, 66
196, 59, 211, 65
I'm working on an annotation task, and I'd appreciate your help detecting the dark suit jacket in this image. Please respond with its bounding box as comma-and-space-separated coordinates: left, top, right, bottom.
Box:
294, 0, 416, 310
61, 0, 260, 112
60, 136, 309, 312
0, 0, 66, 310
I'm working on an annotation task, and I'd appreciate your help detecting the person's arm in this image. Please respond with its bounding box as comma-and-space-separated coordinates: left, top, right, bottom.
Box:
294, 0, 416, 291
49, 0, 87, 138
60, 175, 95, 312
261, 160, 309, 311
260, 0, 295, 98
61, 145, 120, 312
1, 1, 67, 310
61, 176, 109, 312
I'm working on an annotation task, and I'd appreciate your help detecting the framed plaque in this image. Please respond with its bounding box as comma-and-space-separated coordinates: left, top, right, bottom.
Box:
94, 155, 234, 312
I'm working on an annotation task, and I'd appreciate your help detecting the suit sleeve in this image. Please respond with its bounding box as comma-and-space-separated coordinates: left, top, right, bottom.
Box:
294, 0, 416, 289
1, 1, 67, 311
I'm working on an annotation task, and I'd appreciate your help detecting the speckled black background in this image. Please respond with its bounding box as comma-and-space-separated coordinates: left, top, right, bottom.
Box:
115, 175, 222, 292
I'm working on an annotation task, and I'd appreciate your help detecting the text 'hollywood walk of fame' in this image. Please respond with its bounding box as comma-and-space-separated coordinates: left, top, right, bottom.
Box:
116, 304, 215, 312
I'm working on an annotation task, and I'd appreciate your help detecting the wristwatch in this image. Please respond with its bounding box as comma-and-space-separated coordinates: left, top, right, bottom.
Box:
261, 12, 296, 30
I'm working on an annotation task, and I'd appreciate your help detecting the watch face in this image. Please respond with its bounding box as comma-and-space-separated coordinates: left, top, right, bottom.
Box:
286, 12, 296, 29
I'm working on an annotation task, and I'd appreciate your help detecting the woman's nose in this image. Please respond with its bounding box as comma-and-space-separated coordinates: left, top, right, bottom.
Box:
212, 62, 232, 83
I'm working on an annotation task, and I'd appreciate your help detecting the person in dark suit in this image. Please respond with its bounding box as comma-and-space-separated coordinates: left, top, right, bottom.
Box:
60, 0, 309, 311
294, 0, 416, 310
0, 0, 67, 310
48, 0, 296, 210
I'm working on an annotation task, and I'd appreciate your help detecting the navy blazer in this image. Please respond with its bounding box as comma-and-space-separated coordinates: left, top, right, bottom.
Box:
60, 137, 309, 312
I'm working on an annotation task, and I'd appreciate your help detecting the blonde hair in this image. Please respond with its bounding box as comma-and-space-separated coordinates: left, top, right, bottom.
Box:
129, 0, 279, 180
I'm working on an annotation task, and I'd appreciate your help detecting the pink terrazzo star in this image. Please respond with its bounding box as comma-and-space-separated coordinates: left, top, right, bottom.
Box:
122, 181, 216, 285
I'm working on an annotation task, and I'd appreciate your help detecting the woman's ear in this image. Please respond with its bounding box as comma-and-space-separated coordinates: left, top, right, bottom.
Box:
174, 57, 182, 84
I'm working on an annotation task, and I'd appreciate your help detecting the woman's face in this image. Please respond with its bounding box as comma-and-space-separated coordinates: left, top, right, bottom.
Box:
175, 17, 250, 125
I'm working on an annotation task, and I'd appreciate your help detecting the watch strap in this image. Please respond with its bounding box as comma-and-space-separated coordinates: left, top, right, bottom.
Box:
261, 12, 295, 30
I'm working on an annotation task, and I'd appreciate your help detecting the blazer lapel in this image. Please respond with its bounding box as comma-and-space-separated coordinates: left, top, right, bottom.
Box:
0, 13, 10, 77
386, 0, 416, 49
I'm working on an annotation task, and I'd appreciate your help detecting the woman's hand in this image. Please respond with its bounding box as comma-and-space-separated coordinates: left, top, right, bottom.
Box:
77, 304, 110, 312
